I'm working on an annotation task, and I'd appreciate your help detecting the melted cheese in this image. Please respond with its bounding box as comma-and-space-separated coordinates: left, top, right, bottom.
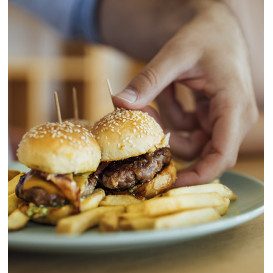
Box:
23, 172, 91, 196
23, 175, 63, 196
73, 172, 91, 193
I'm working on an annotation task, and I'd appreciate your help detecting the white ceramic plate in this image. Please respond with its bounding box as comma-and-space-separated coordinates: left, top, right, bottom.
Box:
8, 162, 264, 253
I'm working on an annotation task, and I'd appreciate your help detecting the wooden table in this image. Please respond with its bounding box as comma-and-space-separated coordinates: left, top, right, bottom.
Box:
8, 155, 264, 273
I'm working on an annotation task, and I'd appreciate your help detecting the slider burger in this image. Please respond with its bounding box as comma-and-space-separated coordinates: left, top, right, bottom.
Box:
15, 121, 101, 224
92, 108, 176, 199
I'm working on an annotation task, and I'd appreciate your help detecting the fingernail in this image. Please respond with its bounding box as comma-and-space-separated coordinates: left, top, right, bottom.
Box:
115, 89, 137, 104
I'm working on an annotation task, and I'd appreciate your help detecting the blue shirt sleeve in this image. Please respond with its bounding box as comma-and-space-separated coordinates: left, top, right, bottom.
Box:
9, 0, 101, 43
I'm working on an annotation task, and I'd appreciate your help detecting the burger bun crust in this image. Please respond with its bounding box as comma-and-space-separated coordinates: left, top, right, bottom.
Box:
92, 108, 169, 161
17, 121, 101, 174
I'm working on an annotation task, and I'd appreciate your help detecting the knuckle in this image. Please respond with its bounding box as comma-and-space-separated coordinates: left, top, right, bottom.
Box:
138, 67, 158, 90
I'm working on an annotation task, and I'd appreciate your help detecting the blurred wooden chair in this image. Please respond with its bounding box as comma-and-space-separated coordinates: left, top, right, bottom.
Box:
9, 45, 145, 130
9, 4, 145, 131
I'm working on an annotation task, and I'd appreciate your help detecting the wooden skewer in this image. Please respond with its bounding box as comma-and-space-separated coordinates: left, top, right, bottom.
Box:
72, 87, 79, 120
54, 91, 62, 123
106, 78, 116, 110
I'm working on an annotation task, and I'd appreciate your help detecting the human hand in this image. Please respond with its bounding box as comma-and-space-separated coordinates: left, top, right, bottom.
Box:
107, 1, 258, 186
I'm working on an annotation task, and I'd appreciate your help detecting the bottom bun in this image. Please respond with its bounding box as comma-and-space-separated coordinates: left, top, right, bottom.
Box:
19, 203, 73, 225
19, 189, 105, 225
133, 159, 177, 199
31, 205, 73, 225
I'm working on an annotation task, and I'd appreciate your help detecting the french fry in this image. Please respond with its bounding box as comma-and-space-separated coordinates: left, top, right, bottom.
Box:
210, 179, 220, 184
215, 197, 230, 215
8, 170, 21, 181
80, 188, 105, 212
99, 211, 120, 232
165, 183, 237, 200
8, 209, 29, 231
144, 192, 228, 216
8, 173, 25, 196
35, 205, 74, 225
8, 193, 21, 215
120, 212, 146, 219
120, 208, 221, 231
56, 205, 125, 235
14, 189, 105, 226
99, 194, 142, 206
119, 217, 155, 231
126, 202, 145, 213
18, 202, 74, 225
154, 208, 221, 229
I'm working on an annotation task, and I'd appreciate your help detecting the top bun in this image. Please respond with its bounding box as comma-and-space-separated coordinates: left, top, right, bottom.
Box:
92, 108, 170, 161
17, 121, 101, 174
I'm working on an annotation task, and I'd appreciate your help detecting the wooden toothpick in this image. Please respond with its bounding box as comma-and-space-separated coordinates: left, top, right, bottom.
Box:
72, 87, 79, 120
54, 91, 62, 123
106, 78, 116, 110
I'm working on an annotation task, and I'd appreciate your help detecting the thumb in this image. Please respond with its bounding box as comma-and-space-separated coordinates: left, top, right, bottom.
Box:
113, 44, 194, 109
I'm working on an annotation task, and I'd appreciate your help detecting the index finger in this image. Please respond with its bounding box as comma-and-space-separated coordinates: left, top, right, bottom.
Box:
174, 93, 244, 186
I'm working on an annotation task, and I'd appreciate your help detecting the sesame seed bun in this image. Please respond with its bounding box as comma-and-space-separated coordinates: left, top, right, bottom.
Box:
92, 108, 170, 161
65, 118, 93, 131
17, 121, 101, 174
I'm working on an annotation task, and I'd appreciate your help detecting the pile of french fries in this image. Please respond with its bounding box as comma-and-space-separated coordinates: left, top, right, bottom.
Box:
8, 170, 237, 235
8, 171, 29, 230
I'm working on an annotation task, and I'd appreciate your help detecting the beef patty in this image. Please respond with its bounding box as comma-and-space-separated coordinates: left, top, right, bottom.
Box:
99, 147, 171, 190
16, 171, 97, 207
